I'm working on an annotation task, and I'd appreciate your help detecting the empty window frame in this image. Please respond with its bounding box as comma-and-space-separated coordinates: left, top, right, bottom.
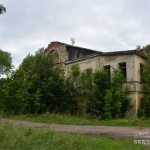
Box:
104, 65, 111, 82
140, 63, 144, 82
118, 62, 127, 81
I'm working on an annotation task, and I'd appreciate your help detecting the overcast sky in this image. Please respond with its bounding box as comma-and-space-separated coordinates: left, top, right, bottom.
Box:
0, 0, 150, 68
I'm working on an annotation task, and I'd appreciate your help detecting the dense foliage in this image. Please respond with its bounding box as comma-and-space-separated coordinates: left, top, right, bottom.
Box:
0, 48, 69, 114
0, 49, 13, 77
66, 65, 130, 119
0, 48, 130, 119
138, 45, 150, 118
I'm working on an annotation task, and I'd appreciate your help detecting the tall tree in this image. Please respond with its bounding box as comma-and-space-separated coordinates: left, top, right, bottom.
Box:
139, 44, 150, 117
19, 48, 66, 114
0, 4, 6, 15
0, 49, 13, 77
104, 69, 130, 119
0, 48, 67, 114
92, 69, 110, 117
79, 68, 93, 114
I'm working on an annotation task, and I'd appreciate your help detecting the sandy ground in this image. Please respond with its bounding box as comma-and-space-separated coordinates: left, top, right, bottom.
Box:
0, 118, 150, 139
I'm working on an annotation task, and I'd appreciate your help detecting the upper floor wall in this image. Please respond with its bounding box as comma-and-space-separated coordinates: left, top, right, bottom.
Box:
100, 54, 135, 82
65, 53, 146, 83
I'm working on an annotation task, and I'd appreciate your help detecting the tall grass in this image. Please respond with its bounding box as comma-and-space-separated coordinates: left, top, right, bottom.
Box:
0, 124, 149, 150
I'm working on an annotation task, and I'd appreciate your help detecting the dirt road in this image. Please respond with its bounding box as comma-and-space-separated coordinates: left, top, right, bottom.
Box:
0, 118, 150, 139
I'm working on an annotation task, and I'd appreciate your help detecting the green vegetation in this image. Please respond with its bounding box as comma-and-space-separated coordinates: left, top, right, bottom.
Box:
92, 69, 130, 119
0, 124, 149, 150
0, 49, 13, 77
66, 65, 130, 119
2, 114, 150, 127
0, 48, 70, 114
0, 45, 150, 119
138, 44, 150, 118
0, 49, 130, 119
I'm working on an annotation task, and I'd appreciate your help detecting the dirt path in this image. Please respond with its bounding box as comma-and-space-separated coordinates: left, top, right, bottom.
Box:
0, 118, 150, 139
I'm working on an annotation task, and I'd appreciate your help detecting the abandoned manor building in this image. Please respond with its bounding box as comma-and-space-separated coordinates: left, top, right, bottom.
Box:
45, 41, 146, 117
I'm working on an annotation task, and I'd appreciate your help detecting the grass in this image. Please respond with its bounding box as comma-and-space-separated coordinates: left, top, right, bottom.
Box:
0, 124, 149, 150
1, 113, 150, 127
